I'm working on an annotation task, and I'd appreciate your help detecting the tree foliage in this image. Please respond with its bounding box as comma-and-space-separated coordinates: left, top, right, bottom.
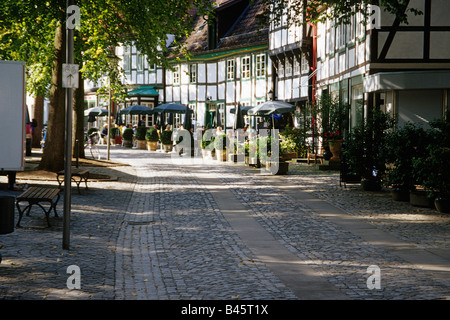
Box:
0, 0, 213, 171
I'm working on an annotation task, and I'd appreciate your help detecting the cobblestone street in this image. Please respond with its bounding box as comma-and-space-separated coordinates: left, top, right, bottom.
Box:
0, 146, 449, 302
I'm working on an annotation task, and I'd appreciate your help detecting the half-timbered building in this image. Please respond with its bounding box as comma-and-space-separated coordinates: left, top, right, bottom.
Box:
108, 0, 271, 130
315, 0, 450, 131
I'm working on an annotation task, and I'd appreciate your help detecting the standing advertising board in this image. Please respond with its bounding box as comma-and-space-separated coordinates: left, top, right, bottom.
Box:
0, 60, 26, 174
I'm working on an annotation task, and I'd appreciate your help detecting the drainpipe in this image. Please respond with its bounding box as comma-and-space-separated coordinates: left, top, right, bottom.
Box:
308, 21, 318, 153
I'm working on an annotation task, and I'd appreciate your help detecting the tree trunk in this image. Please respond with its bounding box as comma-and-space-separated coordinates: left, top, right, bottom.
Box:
73, 70, 85, 159
38, 23, 66, 172
32, 95, 44, 148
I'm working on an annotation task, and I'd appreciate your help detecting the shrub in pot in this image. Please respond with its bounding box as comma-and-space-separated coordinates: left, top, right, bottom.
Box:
135, 126, 147, 149
122, 128, 134, 148
412, 114, 450, 212
381, 122, 428, 201
160, 129, 173, 152
145, 127, 159, 151
343, 110, 394, 191
214, 134, 229, 161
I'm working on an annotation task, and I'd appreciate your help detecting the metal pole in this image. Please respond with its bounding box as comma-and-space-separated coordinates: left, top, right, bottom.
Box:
63, 0, 74, 250
107, 78, 111, 160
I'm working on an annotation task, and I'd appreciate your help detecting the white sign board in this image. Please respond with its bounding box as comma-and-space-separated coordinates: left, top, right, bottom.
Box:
0, 60, 26, 171
62, 63, 79, 88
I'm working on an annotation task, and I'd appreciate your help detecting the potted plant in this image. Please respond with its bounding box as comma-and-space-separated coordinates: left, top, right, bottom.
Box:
160, 129, 173, 152
343, 109, 394, 191
214, 133, 228, 161
248, 138, 260, 167
325, 130, 343, 162
201, 132, 215, 159
381, 123, 428, 201
122, 128, 134, 148
145, 127, 159, 151
135, 126, 147, 149
412, 115, 450, 212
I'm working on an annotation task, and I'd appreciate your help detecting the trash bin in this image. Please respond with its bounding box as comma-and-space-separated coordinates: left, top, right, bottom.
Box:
0, 196, 15, 234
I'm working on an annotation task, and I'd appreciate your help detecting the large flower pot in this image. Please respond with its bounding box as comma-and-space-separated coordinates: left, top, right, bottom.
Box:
216, 149, 227, 161
123, 139, 133, 148
328, 140, 343, 162
391, 188, 410, 201
434, 198, 450, 213
266, 161, 289, 175
147, 141, 158, 151
163, 144, 173, 153
410, 190, 433, 208
249, 157, 260, 168
137, 140, 146, 150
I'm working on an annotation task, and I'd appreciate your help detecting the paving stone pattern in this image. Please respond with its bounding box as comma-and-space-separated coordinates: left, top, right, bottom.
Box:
0, 147, 449, 300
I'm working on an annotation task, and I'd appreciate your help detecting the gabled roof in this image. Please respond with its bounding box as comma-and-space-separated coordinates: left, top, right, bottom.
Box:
168, 0, 268, 60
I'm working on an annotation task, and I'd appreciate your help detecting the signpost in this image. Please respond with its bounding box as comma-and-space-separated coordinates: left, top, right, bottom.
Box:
63, 1, 80, 250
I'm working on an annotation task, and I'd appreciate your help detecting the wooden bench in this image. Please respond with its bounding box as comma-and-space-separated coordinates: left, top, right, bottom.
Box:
15, 187, 61, 228
57, 168, 90, 194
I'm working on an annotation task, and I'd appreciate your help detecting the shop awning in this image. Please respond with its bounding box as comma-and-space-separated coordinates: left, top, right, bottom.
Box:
364, 70, 450, 92
127, 86, 159, 97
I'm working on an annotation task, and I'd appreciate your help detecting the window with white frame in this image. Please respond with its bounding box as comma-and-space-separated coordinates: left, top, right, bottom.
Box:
256, 54, 266, 78
189, 64, 197, 83
293, 56, 300, 75
188, 103, 196, 122
347, 15, 356, 44
278, 60, 284, 78
285, 57, 292, 77
301, 54, 309, 73
227, 59, 235, 80
173, 65, 180, 85
241, 56, 251, 79
123, 47, 131, 72
356, 9, 365, 39
137, 52, 145, 71
336, 22, 346, 49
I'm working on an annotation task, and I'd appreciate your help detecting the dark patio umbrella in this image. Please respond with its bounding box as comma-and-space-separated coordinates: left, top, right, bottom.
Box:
233, 103, 245, 130
153, 103, 188, 114
84, 107, 108, 117
156, 112, 166, 127
183, 107, 193, 131
167, 113, 174, 128
119, 104, 154, 115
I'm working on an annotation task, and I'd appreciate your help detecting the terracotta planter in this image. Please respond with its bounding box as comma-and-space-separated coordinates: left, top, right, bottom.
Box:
147, 141, 158, 151
122, 139, 133, 148
216, 149, 227, 161
137, 140, 146, 150
390, 188, 410, 201
163, 144, 173, 153
410, 190, 433, 208
328, 140, 342, 162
